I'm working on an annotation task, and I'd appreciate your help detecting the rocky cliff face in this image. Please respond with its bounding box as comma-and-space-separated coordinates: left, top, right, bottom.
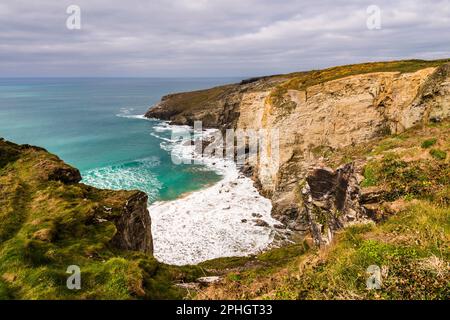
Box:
145, 59, 450, 243
145, 76, 286, 130
301, 163, 367, 246
110, 191, 153, 254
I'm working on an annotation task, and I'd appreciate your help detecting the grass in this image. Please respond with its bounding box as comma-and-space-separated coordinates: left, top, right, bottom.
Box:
292, 201, 449, 300
197, 199, 449, 300
430, 149, 447, 160
194, 243, 310, 300
421, 138, 437, 149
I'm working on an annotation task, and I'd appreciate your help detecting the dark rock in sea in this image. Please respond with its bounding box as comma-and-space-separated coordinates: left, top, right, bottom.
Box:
253, 219, 269, 227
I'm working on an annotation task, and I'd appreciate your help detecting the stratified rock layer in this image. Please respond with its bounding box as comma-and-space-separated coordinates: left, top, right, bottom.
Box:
301, 163, 367, 245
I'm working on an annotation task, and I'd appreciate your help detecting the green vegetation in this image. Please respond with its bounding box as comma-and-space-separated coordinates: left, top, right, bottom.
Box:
430, 148, 447, 160
421, 138, 437, 149
362, 154, 449, 201
0, 139, 202, 299
194, 243, 310, 300
156, 85, 232, 117
293, 200, 449, 300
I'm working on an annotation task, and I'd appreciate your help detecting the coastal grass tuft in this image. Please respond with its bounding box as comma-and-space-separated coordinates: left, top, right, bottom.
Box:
430, 148, 447, 160
421, 138, 437, 149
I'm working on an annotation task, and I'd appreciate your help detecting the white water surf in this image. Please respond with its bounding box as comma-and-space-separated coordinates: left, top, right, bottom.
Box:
148, 121, 283, 265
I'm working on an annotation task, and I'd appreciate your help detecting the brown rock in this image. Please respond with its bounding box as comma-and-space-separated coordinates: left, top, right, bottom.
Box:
2, 273, 17, 283
32, 228, 53, 242
110, 191, 153, 255
144, 62, 450, 241
361, 186, 385, 204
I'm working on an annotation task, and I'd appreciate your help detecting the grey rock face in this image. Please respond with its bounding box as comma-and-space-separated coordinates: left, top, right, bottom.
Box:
301, 163, 368, 246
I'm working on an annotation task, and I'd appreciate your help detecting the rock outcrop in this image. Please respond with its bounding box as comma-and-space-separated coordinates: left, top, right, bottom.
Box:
301, 163, 367, 245
0, 138, 153, 254
0, 139, 178, 299
145, 59, 450, 243
111, 191, 153, 254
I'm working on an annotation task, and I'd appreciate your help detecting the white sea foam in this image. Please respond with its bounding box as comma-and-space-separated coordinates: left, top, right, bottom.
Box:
148, 124, 284, 266
82, 157, 162, 202
116, 107, 149, 120
116, 113, 148, 120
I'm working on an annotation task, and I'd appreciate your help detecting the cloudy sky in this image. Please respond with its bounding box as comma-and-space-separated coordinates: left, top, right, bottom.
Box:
0, 0, 449, 77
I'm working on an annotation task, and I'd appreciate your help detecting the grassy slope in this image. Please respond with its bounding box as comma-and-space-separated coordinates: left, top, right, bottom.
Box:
195, 121, 450, 300
277, 58, 450, 91
0, 139, 202, 300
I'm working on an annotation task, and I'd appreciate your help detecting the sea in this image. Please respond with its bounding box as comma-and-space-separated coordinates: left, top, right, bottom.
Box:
0, 78, 282, 265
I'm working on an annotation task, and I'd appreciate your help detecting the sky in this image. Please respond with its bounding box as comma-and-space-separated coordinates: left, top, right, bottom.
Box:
0, 0, 449, 77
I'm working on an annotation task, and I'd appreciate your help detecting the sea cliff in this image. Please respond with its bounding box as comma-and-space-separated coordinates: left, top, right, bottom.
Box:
146, 59, 450, 242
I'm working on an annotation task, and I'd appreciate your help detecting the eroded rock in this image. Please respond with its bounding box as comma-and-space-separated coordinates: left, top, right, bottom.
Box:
111, 191, 153, 254
301, 163, 368, 245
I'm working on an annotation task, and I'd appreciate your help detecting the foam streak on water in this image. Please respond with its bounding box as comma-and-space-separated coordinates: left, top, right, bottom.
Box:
148, 122, 281, 266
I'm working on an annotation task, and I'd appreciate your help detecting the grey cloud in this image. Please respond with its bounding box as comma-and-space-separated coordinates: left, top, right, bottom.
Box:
0, 0, 449, 77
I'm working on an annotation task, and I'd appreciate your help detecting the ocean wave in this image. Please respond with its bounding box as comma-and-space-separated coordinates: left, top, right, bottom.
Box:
147, 123, 284, 265
115, 107, 149, 120
149, 132, 177, 143
149, 165, 281, 265
82, 157, 162, 202
112, 114, 285, 265
116, 114, 148, 120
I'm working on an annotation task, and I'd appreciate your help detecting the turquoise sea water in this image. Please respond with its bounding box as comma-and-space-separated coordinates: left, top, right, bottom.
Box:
0, 78, 237, 202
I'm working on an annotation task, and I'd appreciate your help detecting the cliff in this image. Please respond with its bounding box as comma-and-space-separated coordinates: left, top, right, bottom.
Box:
0, 139, 200, 299
145, 59, 450, 240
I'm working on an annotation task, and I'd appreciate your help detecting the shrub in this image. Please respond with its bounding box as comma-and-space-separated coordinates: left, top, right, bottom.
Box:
421, 138, 437, 149
430, 149, 447, 160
